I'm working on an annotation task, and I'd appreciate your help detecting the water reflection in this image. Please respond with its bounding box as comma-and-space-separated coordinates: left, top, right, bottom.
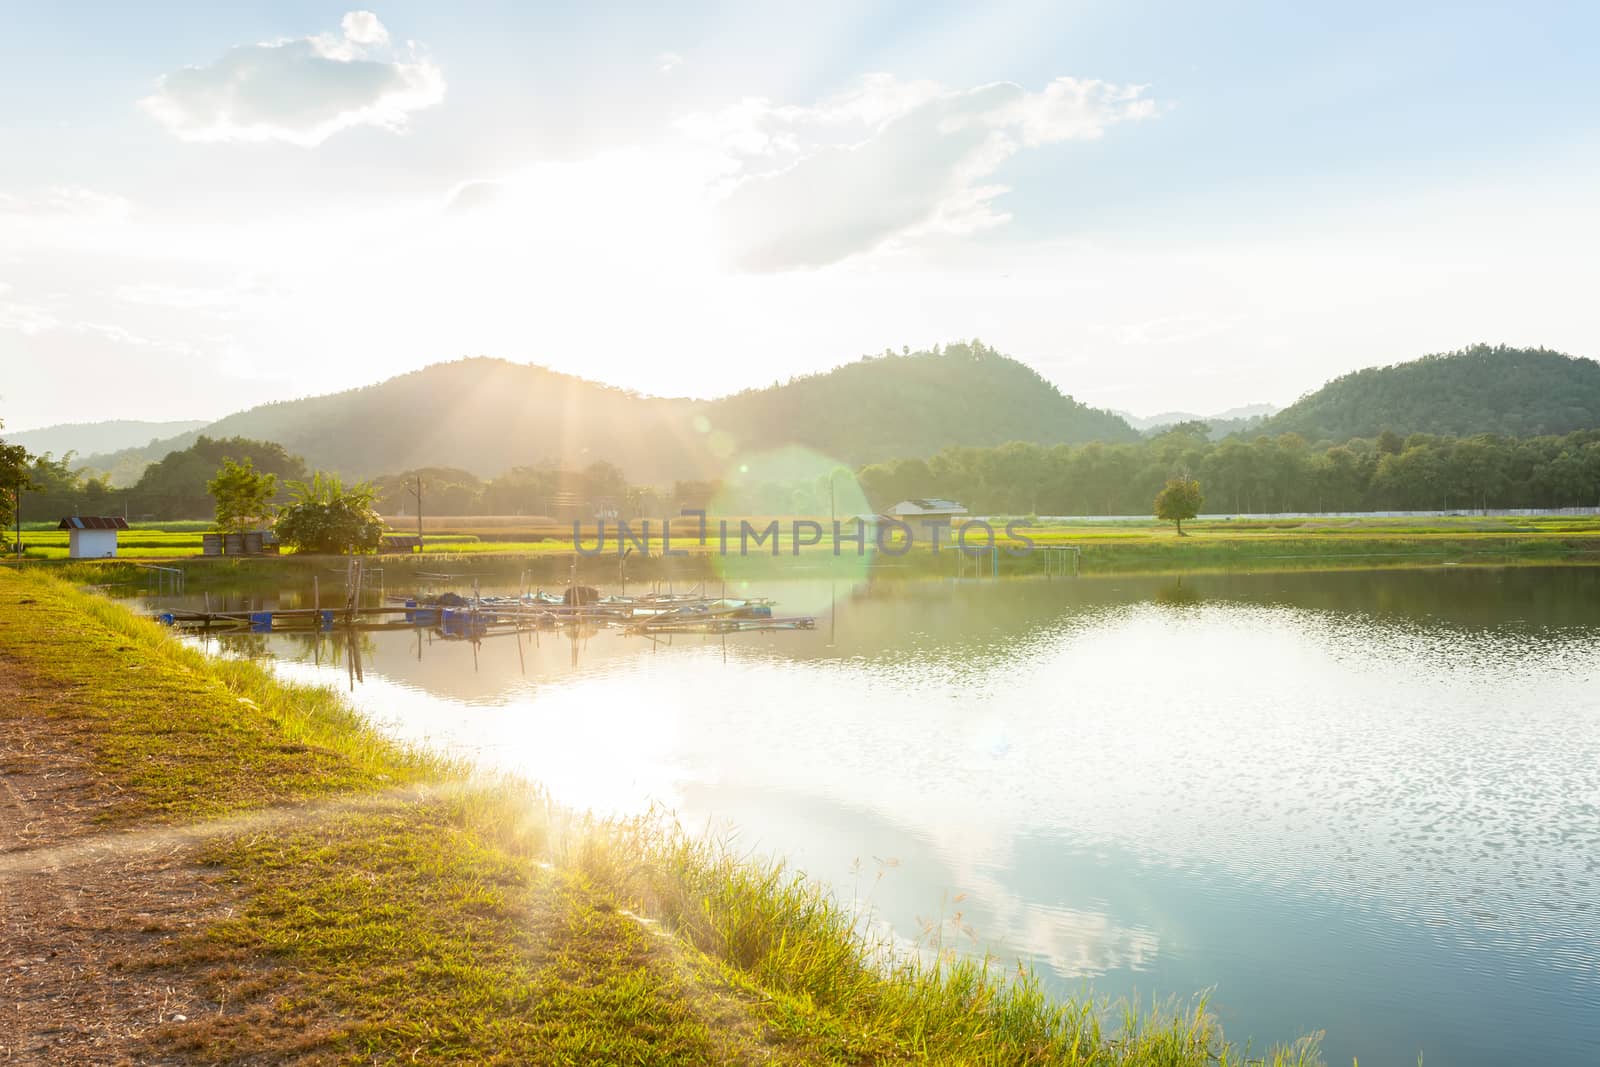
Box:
144, 567, 1600, 1067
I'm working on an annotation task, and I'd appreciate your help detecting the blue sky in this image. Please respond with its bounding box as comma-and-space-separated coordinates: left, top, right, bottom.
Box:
1, 2, 1596, 429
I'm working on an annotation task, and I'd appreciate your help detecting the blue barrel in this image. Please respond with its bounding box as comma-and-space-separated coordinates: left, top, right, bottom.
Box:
158, 612, 175, 625
249, 610, 273, 632
404, 598, 417, 623
320, 610, 334, 630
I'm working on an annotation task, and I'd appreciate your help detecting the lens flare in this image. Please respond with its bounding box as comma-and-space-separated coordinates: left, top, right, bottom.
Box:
706, 446, 874, 614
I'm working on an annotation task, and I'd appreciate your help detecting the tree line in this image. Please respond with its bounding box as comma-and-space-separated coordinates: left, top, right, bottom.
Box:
856, 426, 1600, 515
9, 423, 1600, 528
8, 435, 307, 524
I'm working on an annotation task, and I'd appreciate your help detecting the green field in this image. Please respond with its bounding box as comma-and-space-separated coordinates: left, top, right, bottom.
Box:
9, 514, 1600, 574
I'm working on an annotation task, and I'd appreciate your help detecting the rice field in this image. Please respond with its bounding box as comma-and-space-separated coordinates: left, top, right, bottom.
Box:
8, 513, 1600, 567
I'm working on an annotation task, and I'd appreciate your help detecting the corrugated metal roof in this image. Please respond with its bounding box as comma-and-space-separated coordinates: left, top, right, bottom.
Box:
57, 516, 130, 530
891, 499, 968, 515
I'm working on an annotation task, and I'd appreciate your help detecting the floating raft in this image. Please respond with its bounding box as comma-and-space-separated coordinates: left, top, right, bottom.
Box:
157, 606, 436, 632
156, 588, 814, 639
626, 615, 816, 635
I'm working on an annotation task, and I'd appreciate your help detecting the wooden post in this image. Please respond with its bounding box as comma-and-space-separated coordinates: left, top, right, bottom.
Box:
347, 559, 363, 619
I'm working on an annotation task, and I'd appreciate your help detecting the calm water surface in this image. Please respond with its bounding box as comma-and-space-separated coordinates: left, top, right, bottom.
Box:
140, 567, 1600, 1066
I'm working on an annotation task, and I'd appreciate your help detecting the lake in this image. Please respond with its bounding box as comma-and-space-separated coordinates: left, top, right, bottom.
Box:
134, 566, 1600, 1066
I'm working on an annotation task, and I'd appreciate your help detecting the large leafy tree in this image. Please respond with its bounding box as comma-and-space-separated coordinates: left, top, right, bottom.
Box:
1155, 477, 1204, 535
0, 420, 33, 536
273, 473, 385, 554
206, 457, 278, 534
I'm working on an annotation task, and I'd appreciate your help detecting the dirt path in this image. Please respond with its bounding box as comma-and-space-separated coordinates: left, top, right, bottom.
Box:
0, 659, 794, 1067
0, 576, 821, 1065
0, 667, 130, 852
0, 662, 221, 1066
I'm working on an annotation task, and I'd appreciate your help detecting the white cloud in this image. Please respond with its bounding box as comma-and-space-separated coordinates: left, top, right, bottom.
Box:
656, 51, 683, 75
0, 289, 193, 355
686, 75, 1157, 271
140, 11, 443, 146
341, 11, 390, 47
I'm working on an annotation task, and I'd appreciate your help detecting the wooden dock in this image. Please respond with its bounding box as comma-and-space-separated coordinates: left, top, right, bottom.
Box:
156, 588, 817, 640
158, 606, 413, 629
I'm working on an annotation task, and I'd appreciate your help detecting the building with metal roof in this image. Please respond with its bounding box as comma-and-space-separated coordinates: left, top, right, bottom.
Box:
58, 515, 129, 558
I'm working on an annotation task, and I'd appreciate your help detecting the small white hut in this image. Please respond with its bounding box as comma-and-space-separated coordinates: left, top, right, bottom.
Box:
59, 516, 129, 558
888, 499, 968, 524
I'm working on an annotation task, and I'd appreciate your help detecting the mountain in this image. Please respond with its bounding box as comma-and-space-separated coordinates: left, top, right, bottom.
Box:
1261, 344, 1600, 441
1121, 404, 1278, 438
7, 419, 208, 459
82, 343, 1138, 484
708, 343, 1137, 461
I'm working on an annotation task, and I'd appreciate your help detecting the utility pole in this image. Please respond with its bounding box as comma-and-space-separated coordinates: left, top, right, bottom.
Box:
405, 476, 425, 551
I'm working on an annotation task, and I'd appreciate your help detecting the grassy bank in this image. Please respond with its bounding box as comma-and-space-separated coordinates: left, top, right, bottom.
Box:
0, 568, 1326, 1065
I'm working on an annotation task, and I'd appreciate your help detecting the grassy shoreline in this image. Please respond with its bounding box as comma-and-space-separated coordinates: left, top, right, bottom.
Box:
10, 514, 1600, 577
0, 568, 1328, 1064
6, 520, 1600, 595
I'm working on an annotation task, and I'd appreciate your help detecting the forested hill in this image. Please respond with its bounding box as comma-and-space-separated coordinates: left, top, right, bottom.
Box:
7, 419, 208, 459
1261, 345, 1600, 441
707, 342, 1138, 460
81, 344, 1137, 483
87, 360, 699, 484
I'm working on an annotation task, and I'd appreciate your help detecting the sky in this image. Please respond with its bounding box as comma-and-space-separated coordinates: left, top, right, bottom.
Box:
1, 1, 1597, 431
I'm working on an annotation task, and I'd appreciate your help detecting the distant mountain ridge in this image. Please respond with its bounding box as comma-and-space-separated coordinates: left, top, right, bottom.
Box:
58, 342, 1600, 485
81, 343, 1139, 484
1120, 404, 1278, 438
8, 419, 208, 459
1261, 344, 1600, 440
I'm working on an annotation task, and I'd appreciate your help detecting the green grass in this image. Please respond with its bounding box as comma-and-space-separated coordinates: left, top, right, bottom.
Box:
170, 802, 746, 1065
0, 573, 423, 821
10, 514, 1600, 577
0, 567, 1332, 1064
1023, 535, 1594, 576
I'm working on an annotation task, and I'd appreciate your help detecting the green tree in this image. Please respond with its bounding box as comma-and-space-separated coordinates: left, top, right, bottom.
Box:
1154, 477, 1204, 535
25, 451, 82, 494
273, 473, 385, 554
206, 457, 278, 534
0, 421, 33, 538
134, 436, 306, 518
